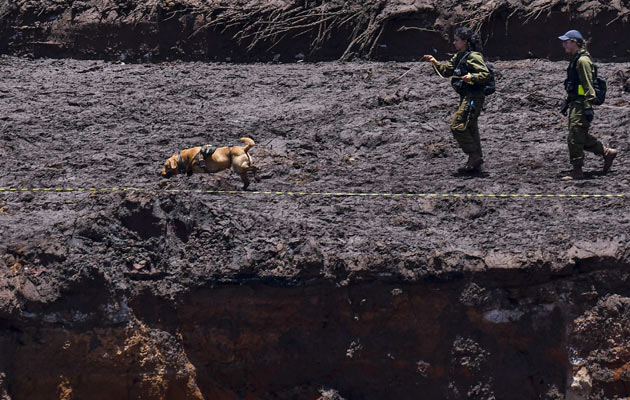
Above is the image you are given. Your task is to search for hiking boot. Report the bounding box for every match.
[561,164,584,180]
[466,152,484,171]
[603,147,617,173]
[457,153,483,173]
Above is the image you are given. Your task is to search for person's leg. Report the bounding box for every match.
[575,110,618,173]
[583,132,604,157]
[469,124,482,159]
[579,129,620,173]
[564,104,587,180]
[468,95,485,162]
[567,104,587,166]
[450,94,483,170]
[450,96,474,151]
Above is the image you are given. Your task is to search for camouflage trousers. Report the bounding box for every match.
[568,101,604,166]
[450,92,485,156]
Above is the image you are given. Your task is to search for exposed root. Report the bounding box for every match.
[522,0,561,24]
[179,0,425,60]
[8,0,630,61]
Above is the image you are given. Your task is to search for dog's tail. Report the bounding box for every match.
[240,137,255,152]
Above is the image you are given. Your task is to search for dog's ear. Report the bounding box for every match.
[161,157,178,177]
[167,158,178,171]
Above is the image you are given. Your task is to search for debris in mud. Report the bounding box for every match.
[569,367,593,397]
[377,87,416,106]
[132,260,148,271]
[0,373,9,399]
[318,388,347,400]
[345,339,363,358]
[423,138,451,159]
[614,68,630,92]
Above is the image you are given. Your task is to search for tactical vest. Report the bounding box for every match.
[451,52,474,94]
[451,51,495,96]
[564,52,607,105]
[564,52,590,97]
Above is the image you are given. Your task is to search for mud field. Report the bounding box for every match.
[1,54,630,399]
[2,56,630,267]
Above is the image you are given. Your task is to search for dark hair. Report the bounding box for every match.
[454,27,482,52]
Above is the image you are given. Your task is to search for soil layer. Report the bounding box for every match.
[2,0,630,62]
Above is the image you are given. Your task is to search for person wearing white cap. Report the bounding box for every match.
[558,30,617,180]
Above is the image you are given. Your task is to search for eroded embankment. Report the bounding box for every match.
[1,190,630,399]
[1,269,630,399]
[2,0,630,62]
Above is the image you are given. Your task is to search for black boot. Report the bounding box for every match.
[467,152,483,171]
[561,164,584,180]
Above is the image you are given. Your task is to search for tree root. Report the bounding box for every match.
[180,0,403,60]
[159,0,630,61]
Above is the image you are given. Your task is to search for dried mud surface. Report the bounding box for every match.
[1,56,630,399]
[2,56,630,288]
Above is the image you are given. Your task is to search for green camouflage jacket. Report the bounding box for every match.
[434,51,491,86]
[569,49,597,109]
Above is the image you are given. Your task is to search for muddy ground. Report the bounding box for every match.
[1,55,630,399]
[2,56,630,280]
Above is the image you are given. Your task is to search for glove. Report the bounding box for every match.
[584,108,594,122]
[560,101,569,116]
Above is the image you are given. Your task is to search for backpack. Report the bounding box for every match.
[565,53,607,105]
[451,52,496,96]
[483,61,496,96]
[592,67,607,105]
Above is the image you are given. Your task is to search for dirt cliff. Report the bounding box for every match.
[2,0,630,62]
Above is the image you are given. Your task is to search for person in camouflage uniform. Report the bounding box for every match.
[558,29,617,180]
[423,27,491,173]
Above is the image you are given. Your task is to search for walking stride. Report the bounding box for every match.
[423,27,493,173]
[558,29,617,180]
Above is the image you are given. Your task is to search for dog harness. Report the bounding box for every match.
[176,145,232,176]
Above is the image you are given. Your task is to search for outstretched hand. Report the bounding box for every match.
[422,55,437,64]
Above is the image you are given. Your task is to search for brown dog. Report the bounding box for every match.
[161,137,259,189]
